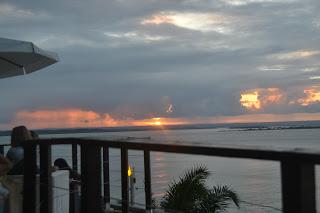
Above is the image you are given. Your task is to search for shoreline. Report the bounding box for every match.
[1,120,320,136]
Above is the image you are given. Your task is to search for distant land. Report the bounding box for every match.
[1,120,320,137]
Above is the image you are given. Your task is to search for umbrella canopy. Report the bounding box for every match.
[0,38,59,79]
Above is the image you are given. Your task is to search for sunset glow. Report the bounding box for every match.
[240,88,284,110]
[2,107,320,130]
[297,87,320,106]
[240,92,261,110]
[12,109,119,128]
[2,85,320,130]
[151,117,162,126]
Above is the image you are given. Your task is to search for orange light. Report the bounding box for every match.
[128,165,132,177]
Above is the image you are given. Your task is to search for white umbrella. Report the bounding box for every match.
[0,38,59,79]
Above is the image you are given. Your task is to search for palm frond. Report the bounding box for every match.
[160,166,240,213]
[196,185,240,213]
[160,166,210,212]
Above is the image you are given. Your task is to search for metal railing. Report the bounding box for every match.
[22,138,320,213]
[0,143,11,155]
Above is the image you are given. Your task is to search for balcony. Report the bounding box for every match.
[19,137,320,213]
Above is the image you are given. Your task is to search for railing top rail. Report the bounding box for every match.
[0,143,12,146]
[22,137,320,163]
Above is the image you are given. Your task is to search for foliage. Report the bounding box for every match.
[196,185,240,213]
[160,166,239,213]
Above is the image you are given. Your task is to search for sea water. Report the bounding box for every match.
[1,128,320,212]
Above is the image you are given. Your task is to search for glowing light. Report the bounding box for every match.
[297,87,320,106]
[151,117,162,126]
[128,165,133,177]
[240,91,261,110]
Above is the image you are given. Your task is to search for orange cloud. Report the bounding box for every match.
[240,88,284,110]
[5,109,187,129]
[296,86,320,106]
[12,109,119,129]
[2,108,320,130]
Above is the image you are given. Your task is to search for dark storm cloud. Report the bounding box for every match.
[1,0,320,126]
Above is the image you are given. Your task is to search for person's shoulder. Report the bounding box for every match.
[7,147,24,154]
[6,147,24,163]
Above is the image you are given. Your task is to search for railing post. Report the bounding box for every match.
[144,150,152,212]
[23,142,37,213]
[0,145,4,155]
[70,144,78,213]
[72,143,78,171]
[121,148,129,213]
[81,144,102,213]
[281,160,316,213]
[40,143,53,213]
[103,146,110,210]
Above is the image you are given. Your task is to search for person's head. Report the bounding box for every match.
[54,158,71,170]
[11,126,32,147]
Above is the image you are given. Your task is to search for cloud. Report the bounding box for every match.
[240,88,285,110]
[293,86,320,106]
[104,31,170,43]
[302,66,320,72]
[258,64,288,71]
[0,3,34,18]
[141,11,234,34]
[309,76,320,80]
[3,108,320,129]
[10,109,119,129]
[1,0,320,129]
[220,0,297,6]
[270,50,320,60]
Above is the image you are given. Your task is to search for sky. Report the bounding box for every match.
[0,0,320,129]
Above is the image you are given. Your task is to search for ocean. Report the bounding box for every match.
[1,127,320,212]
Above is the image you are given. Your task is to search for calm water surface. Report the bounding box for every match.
[1,128,320,212]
